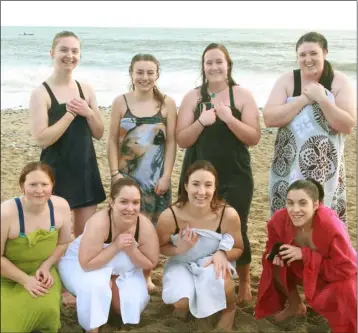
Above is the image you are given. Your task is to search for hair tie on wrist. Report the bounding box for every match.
[67,110,76,118]
[198,119,205,127]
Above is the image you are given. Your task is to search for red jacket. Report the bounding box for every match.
[255,205,357,333]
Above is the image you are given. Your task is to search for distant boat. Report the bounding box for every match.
[22,33,34,36]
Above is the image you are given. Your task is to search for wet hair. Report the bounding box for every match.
[295,32,334,91]
[174,160,224,212]
[51,31,80,50]
[287,178,325,203]
[199,43,237,103]
[110,177,142,200]
[129,53,165,109]
[19,162,55,188]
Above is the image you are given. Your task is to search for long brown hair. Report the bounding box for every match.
[173,160,224,212]
[129,53,165,109]
[19,161,55,188]
[198,43,237,103]
[295,31,334,91]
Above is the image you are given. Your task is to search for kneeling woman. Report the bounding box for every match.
[157,160,244,330]
[255,179,356,333]
[59,178,159,332]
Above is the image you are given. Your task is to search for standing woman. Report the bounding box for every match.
[263,32,356,222]
[29,31,106,238]
[176,43,261,303]
[107,53,177,290]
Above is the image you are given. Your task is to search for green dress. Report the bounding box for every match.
[1,198,62,333]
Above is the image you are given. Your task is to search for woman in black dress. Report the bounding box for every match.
[29,31,106,240]
[176,43,261,303]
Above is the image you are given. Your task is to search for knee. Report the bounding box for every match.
[174,297,189,310]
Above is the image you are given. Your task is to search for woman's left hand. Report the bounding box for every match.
[35,264,54,289]
[67,98,92,118]
[154,176,170,196]
[302,82,327,103]
[214,102,234,124]
[204,250,230,279]
[279,244,303,265]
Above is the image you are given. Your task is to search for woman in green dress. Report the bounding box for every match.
[1,161,72,333]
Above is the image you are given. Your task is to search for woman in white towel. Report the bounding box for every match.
[59,178,159,332]
[157,160,244,330]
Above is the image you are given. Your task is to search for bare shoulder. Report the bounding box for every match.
[332,70,351,89]
[164,95,176,106]
[1,199,17,222]
[223,206,240,222]
[163,95,177,115]
[139,213,157,232]
[30,84,50,102]
[184,88,201,103]
[233,85,254,100]
[112,93,127,109]
[50,195,70,210]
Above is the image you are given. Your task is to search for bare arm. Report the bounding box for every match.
[123,216,159,270]
[219,207,244,262]
[107,95,125,176]
[78,210,119,271]
[263,73,312,128]
[29,86,76,149]
[156,208,181,256]
[315,72,356,134]
[162,97,177,178]
[38,197,73,270]
[176,90,205,148]
[0,201,31,285]
[225,87,261,146]
[82,83,104,140]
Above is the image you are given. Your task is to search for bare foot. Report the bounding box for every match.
[237,282,252,305]
[216,305,237,330]
[273,303,307,322]
[173,308,189,320]
[62,291,76,306]
[146,277,156,292]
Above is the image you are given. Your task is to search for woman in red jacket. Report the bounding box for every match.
[255,178,356,333]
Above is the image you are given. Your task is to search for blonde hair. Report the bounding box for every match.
[51,31,80,50]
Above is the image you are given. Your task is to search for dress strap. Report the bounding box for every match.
[229,85,235,109]
[216,205,227,233]
[47,199,56,231]
[123,94,130,109]
[14,198,26,238]
[169,206,180,234]
[42,82,59,106]
[293,69,301,97]
[105,208,113,244]
[75,80,86,100]
[134,216,140,242]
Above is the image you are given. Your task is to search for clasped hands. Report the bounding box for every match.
[66,98,92,118]
[267,244,303,267]
[198,102,234,126]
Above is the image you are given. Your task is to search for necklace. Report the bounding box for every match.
[208,86,228,98]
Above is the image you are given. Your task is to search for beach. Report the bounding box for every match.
[1,107,356,332]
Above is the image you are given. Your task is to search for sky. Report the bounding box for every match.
[1,1,357,30]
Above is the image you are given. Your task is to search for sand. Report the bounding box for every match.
[1,107,356,333]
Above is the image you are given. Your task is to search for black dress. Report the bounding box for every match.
[179,85,253,265]
[40,81,106,209]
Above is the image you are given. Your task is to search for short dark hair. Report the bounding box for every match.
[287,178,325,203]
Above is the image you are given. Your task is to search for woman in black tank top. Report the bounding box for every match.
[176,43,261,303]
[29,31,105,241]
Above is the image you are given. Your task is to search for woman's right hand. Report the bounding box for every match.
[199,104,216,126]
[115,233,135,251]
[299,92,314,106]
[176,225,199,255]
[23,275,49,298]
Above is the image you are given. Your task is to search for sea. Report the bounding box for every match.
[1,26,356,110]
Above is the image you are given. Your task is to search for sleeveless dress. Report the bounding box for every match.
[40,81,106,209]
[162,206,237,318]
[179,85,253,265]
[1,198,62,333]
[59,213,149,330]
[117,95,171,225]
[268,70,347,223]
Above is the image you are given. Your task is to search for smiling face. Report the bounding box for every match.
[184,169,216,208]
[50,36,81,72]
[131,60,158,92]
[110,185,141,222]
[203,48,229,84]
[286,189,319,228]
[22,170,53,205]
[296,42,327,78]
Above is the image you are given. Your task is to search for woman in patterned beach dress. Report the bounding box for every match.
[107,53,177,291]
[263,31,356,223]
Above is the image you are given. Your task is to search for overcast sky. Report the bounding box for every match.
[1,1,356,30]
